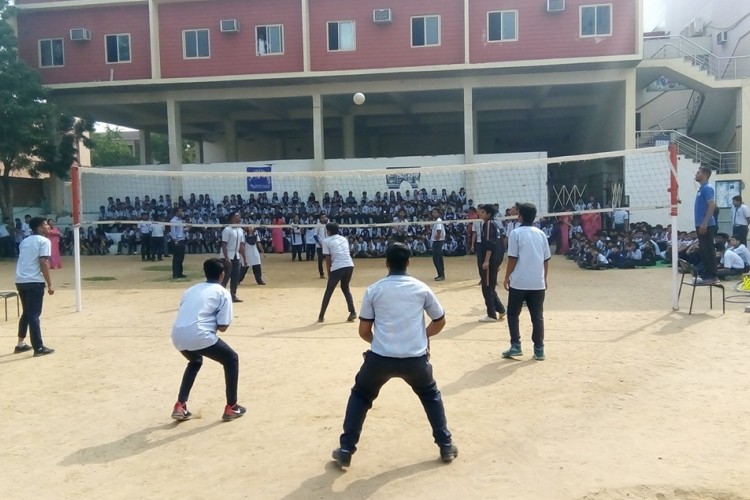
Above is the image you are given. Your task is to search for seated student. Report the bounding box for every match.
[718,245,746,279]
[586,247,610,270]
[639,240,658,266]
[728,236,750,272]
[615,243,642,269]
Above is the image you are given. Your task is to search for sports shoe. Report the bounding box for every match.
[695,277,720,286]
[534,346,545,361]
[502,344,523,358]
[13,344,32,354]
[434,276,445,281]
[478,316,497,323]
[347,311,357,322]
[320,275,326,279]
[232,297,243,303]
[318,316,325,323]
[171,402,193,421]
[332,447,352,467]
[439,443,459,462]
[496,307,506,319]
[222,403,247,421]
[33,346,55,357]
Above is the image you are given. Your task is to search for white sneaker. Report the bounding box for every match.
[478,316,497,323]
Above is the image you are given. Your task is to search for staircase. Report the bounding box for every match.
[643,36,750,80]
[636,130,741,175]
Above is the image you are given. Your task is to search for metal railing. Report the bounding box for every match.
[636,130,741,174]
[643,35,750,80]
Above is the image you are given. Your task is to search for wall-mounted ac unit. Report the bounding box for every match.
[547,0,565,12]
[220,19,240,33]
[70,28,91,41]
[716,30,728,44]
[373,8,392,24]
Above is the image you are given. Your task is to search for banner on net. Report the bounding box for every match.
[246,165,272,192]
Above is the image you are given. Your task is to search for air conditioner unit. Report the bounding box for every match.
[373,8,392,24]
[547,0,565,12]
[717,30,728,44]
[220,19,240,33]
[69,28,91,41]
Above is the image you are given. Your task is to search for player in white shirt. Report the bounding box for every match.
[14,217,55,356]
[331,243,457,468]
[430,208,446,281]
[150,216,165,261]
[239,226,266,285]
[318,222,356,323]
[503,203,551,361]
[170,258,246,422]
[314,213,329,279]
[220,211,245,303]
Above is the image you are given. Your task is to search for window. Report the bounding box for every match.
[39,38,64,67]
[412,15,440,47]
[580,4,612,37]
[327,21,355,51]
[183,29,210,59]
[105,34,131,63]
[256,25,284,55]
[487,11,517,42]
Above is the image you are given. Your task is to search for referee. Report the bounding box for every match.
[332,242,457,468]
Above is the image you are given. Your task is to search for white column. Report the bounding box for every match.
[312,94,325,170]
[224,120,238,162]
[740,84,750,178]
[167,99,183,168]
[463,0,470,64]
[148,0,161,79]
[301,0,311,72]
[342,114,355,158]
[139,130,152,165]
[463,84,474,164]
[623,71,636,150]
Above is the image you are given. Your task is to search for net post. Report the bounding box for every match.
[71,166,83,312]
[668,144,680,311]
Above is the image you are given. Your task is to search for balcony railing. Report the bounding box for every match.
[636,130,741,175]
[643,35,750,80]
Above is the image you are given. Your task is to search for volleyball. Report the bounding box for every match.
[353,92,366,105]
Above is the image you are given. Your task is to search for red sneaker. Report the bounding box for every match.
[171,401,192,421]
[222,404,247,421]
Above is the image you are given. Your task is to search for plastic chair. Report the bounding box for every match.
[677,259,725,315]
[0,291,19,322]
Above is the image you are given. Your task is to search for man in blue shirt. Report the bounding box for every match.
[694,165,719,285]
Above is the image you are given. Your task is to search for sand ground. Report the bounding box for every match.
[1,252,750,500]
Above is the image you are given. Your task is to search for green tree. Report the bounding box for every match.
[0,0,94,221]
[150,133,197,164]
[90,128,138,166]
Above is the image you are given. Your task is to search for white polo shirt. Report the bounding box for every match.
[16,234,51,284]
[732,244,750,266]
[322,234,354,271]
[431,218,445,242]
[508,225,551,290]
[360,274,445,358]
[314,223,327,248]
[171,282,233,351]
[151,222,165,238]
[221,226,245,259]
[722,248,745,270]
[732,204,750,226]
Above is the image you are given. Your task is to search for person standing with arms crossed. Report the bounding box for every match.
[730,195,750,247]
[314,212,329,279]
[502,203,551,361]
[430,208,446,281]
[170,258,246,422]
[150,216,165,261]
[477,204,506,322]
[694,165,719,285]
[14,217,55,356]
[170,208,188,279]
[318,222,356,323]
[221,211,245,303]
[331,242,457,468]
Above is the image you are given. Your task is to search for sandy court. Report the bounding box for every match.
[1,252,750,500]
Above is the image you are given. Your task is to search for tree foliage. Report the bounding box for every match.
[90,128,138,167]
[0,0,94,220]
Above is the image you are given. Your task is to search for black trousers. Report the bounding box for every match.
[305,243,316,261]
[140,234,152,260]
[733,225,748,247]
[151,236,164,260]
[340,351,452,454]
[432,240,445,278]
[177,338,239,406]
[319,266,355,318]
[481,262,505,318]
[240,264,263,284]
[696,225,718,279]
[16,282,46,349]
[172,241,186,277]
[222,257,242,298]
[317,248,325,277]
[292,244,303,261]
[507,287,545,348]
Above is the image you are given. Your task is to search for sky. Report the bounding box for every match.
[643,0,669,31]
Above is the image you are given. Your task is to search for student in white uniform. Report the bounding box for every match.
[150,216,165,261]
[318,222,356,323]
[331,242,457,468]
[14,217,55,356]
[430,208,446,281]
[240,226,266,285]
[221,211,245,303]
[170,258,246,422]
[314,213,329,279]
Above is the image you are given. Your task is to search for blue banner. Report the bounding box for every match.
[246,166,272,192]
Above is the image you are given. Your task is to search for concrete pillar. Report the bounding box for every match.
[740,84,750,178]
[139,130,152,165]
[148,0,161,79]
[463,84,475,164]
[342,114,355,158]
[312,94,325,171]
[167,99,183,168]
[301,0,311,72]
[224,120,238,162]
[624,70,637,150]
